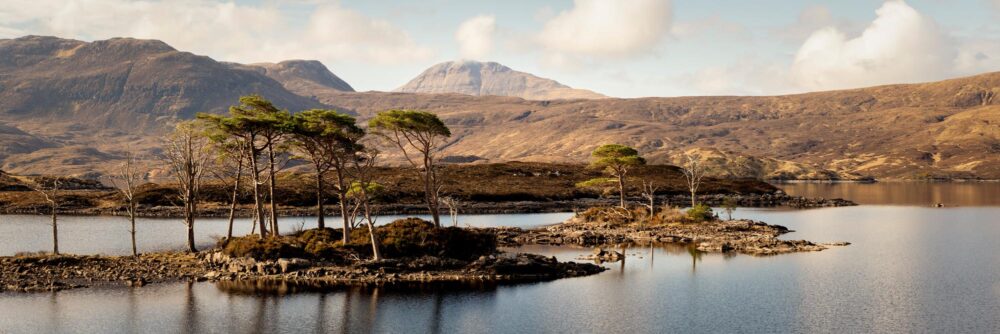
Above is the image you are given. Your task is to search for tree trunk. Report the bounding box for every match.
[424,155,441,227]
[690,189,697,208]
[249,151,267,238]
[186,190,197,253]
[649,196,655,216]
[51,203,58,255]
[315,169,326,229]
[267,145,279,236]
[618,175,626,209]
[225,155,244,244]
[129,203,137,257]
[368,221,382,261]
[359,186,381,261]
[335,168,350,243]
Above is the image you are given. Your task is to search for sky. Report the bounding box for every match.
[1,0,999,98]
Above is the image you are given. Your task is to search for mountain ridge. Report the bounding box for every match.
[0,35,997,179]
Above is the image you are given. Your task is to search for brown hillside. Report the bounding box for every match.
[0,36,997,179]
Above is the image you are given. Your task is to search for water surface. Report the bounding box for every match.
[2,183,1000,333]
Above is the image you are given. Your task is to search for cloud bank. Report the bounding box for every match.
[790,0,954,91]
[0,0,433,65]
[537,0,672,59]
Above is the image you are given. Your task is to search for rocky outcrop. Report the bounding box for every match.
[0,252,206,292]
[198,251,605,286]
[487,217,850,256]
[248,60,355,93]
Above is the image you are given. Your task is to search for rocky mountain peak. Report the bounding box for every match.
[395,60,606,100]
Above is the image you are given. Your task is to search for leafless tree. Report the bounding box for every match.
[640,180,659,220]
[681,153,707,208]
[107,150,145,257]
[208,139,247,245]
[163,121,212,252]
[348,147,383,261]
[27,176,61,255]
[439,196,461,227]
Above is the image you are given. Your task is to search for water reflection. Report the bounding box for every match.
[777,181,1000,206]
[4,187,1000,332]
[0,212,573,256]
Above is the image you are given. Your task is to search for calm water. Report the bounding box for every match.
[2,183,1000,333]
[778,181,1000,206]
[0,213,572,256]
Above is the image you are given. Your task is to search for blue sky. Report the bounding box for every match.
[1,0,999,97]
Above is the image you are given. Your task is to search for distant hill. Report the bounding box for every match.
[0,36,323,129]
[311,72,1000,180]
[0,36,326,174]
[395,61,606,100]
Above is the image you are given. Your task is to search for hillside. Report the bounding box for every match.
[315,72,1000,180]
[0,36,325,173]
[0,36,997,179]
[395,61,607,100]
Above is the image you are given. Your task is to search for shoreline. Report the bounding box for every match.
[0,250,606,293]
[487,216,850,256]
[0,211,851,293]
[0,193,856,218]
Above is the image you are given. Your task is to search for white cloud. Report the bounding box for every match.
[0,0,433,65]
[790,0,955,91]
[455,15,496,60]
[537,0,672,58]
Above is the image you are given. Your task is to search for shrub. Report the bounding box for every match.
[348,218,497,260]
[650,206,686,225]
[297,228,348,259]
[577,206,639,225]
[221,236,305,260]
[686,204,715,223]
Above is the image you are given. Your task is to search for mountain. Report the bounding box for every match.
[0,36,327,174]
[247,60,354,94]
[0,36,998,179]
[308,71,1000,180]
[0,36,324,129]
[394,61,607,100]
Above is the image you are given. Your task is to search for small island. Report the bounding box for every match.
[0,97,855,293]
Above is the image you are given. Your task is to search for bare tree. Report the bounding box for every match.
[163,121,212,252]
[348,147,384,261]
[681,153,707,208]
[640,180,659,220]
[439,196,461,227]
[107,150,145,257]
[27,176,61,255]
[208,138,247,245]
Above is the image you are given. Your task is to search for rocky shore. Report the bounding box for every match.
[0,250,604,293]
[0,252,206,292]
[198,251,604,287]
[488,216,850,256]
